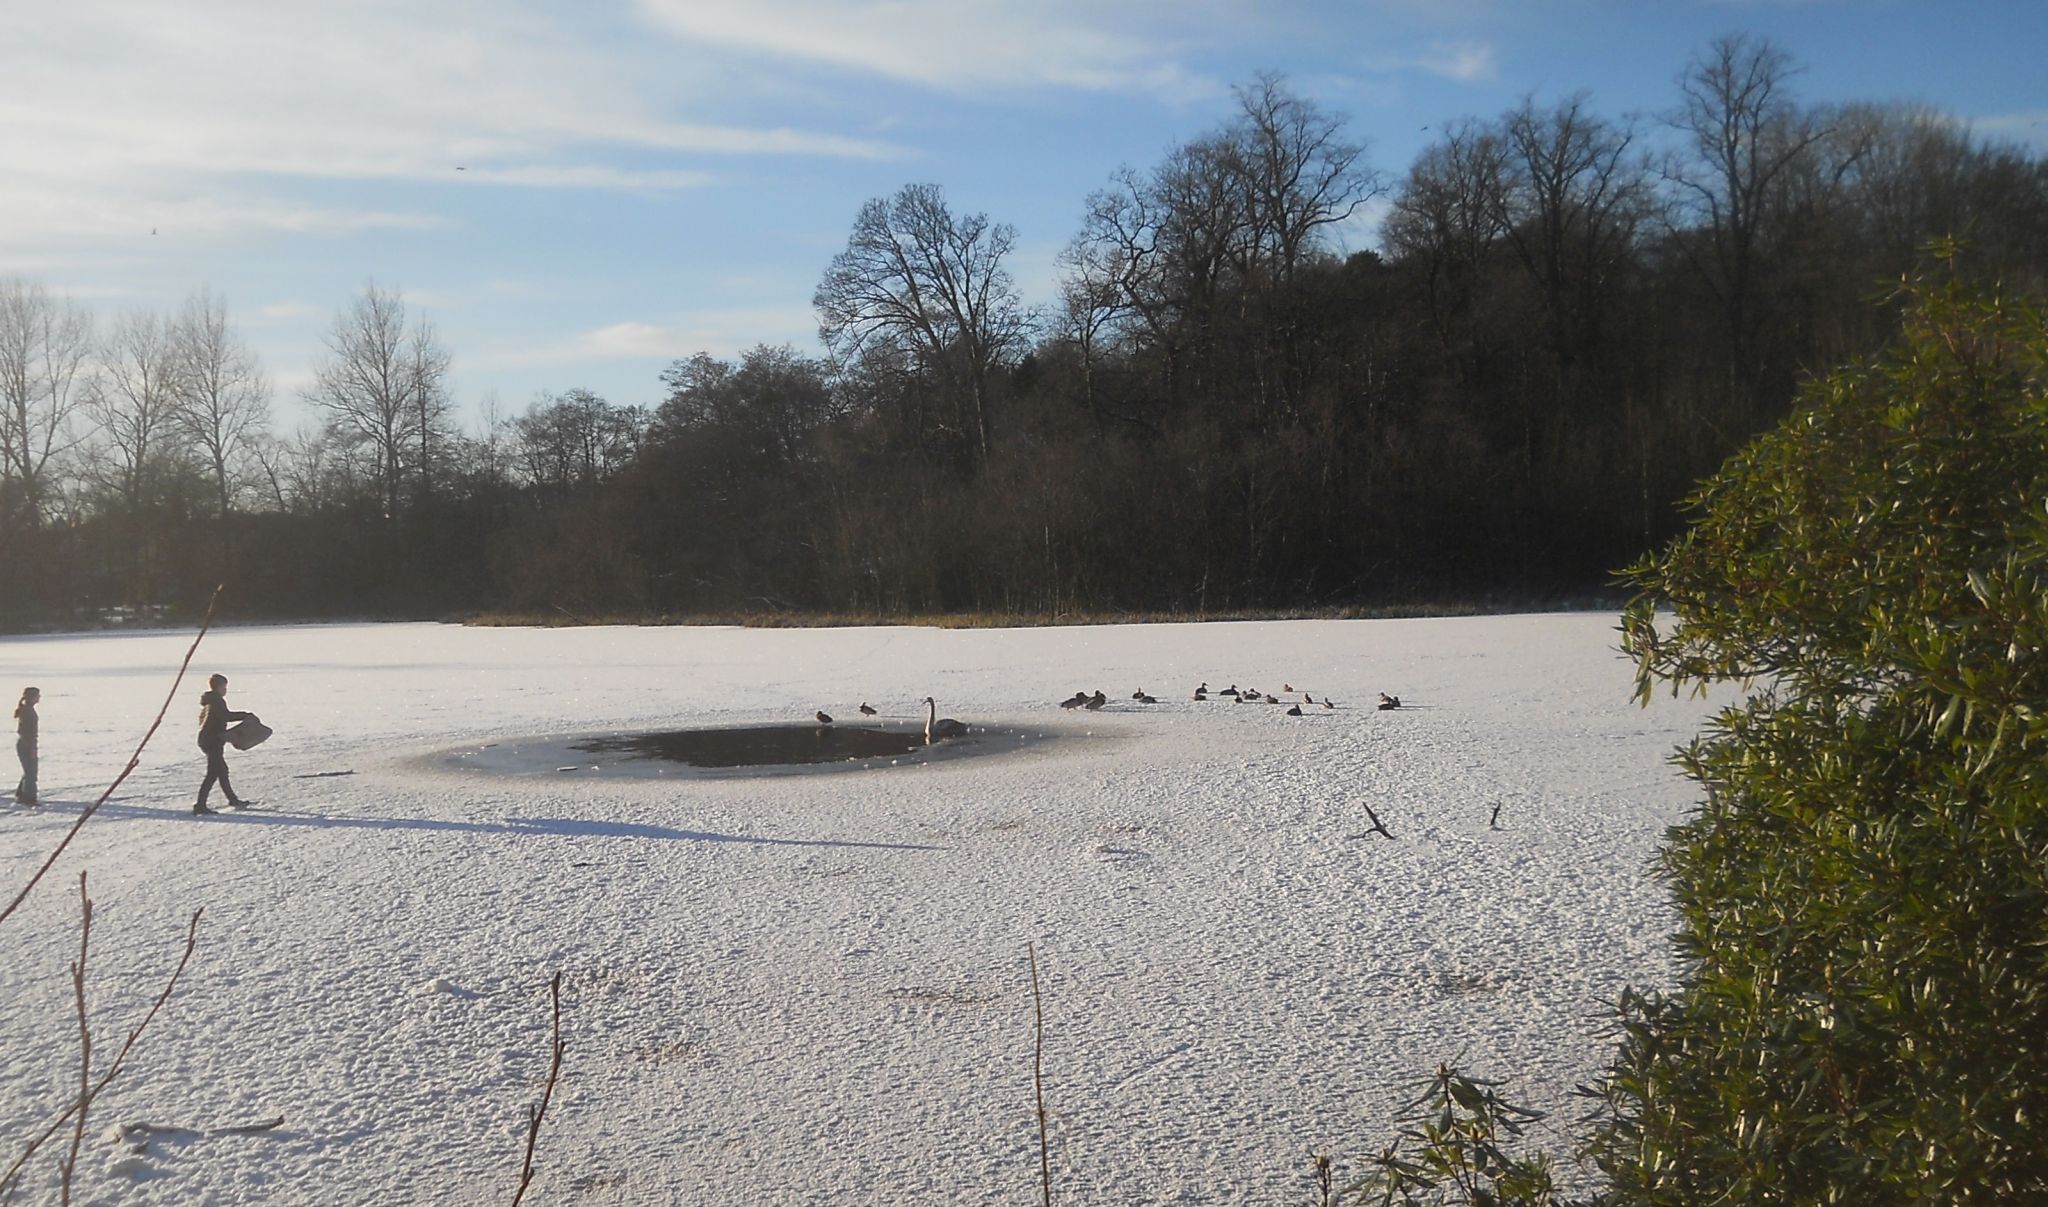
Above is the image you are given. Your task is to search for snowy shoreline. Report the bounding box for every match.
[2,615,1718,1203]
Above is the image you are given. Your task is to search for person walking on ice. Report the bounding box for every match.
[195,673,256,814]
[13,687,37,806]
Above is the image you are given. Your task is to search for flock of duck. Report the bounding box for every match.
[810,683,1401,744]
[812,695,968,743]
[1061,683,1403,716]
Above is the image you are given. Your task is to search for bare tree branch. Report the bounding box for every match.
[510,970,565,1207]
[1029,943,1051,1207]
[1,898,203,1200]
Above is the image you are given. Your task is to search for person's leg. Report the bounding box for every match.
[197,747,225,809]
[215,748,243,808]
[15,739,33,804]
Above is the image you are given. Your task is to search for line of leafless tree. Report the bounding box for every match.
[4,36,2045,628]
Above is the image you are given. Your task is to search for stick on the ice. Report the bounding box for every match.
[510,970,564,1207]
[1029,943,1051,1207]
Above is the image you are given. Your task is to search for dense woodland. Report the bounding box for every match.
[4,35,2045,628]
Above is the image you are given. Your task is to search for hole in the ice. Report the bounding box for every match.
[431,719,1067,779]
[569,724,939,768]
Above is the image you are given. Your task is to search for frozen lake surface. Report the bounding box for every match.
[0,616,1718,1204]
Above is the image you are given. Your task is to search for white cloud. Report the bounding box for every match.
[631,0,1226,98]
[493,307,824,368]
[1364,40,1500,85]
[254,301,323,322]
[0,0,904,250]
[0,178,446,245]
[1970,110,2048,147]
[1418,42,1498,82]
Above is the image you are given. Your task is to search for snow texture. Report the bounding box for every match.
[1,616,1719,1203]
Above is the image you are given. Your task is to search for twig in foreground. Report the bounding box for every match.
[510,970,565,1207]
[0,890,203,1200]
[61,873,93,1206]
[1029,943,1051,1207]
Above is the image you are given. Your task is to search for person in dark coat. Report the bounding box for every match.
[13,686,37,806]
[195,673,252,814]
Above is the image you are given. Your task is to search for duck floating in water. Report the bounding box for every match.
[859,702,877,717]
[1084,690,1107,711]
[1377,693,1401,711]
[815,710,833,725]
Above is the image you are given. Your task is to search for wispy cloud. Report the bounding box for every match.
[631,0,1226,98]
[0,178,446,244]
[1365,40,1500,84]
[491,306,824,370]
[1970,109,2048,147]
[0,0,904,250]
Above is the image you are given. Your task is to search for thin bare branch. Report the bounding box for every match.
[1,901,202,1200]
[511,970,565,1207]
[1029,943,1051,1207]
[60,874,92,1206]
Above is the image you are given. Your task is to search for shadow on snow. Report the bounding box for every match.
[21,799,943,852]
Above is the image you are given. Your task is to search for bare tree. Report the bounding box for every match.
[0,280,93,529]
[815,183,1027,463]
[1499,94,1650,356]
[513,388,646,495]
[253,425,340,515]
[306,283,451,520]
[406,318,455,508]
[1231,72,1381,287]
[89,309,188,516]
[654,346,831,464]
[1663,34,1828,404]
[1061,78,1377,419]
[171,289,270,520]
[1384,120,1514,356]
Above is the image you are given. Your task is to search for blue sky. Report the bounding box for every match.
[6,0,2044,430]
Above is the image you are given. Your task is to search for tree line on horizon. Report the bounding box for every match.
[3,33,2045,628]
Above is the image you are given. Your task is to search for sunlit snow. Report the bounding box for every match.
[2,615,1719,1203]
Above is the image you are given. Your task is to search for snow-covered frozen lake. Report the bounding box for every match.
[1,616,1716,1204]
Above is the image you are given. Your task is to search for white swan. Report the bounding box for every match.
[923,696,968,743]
